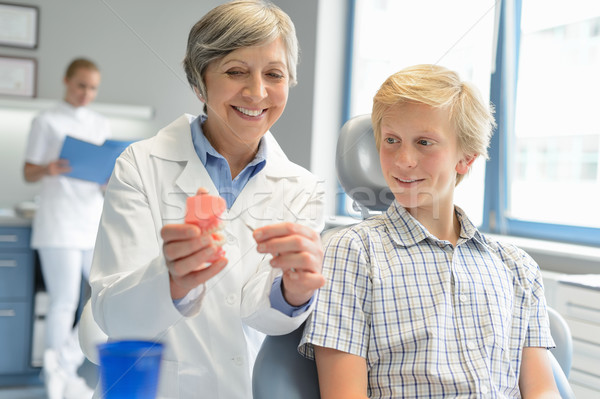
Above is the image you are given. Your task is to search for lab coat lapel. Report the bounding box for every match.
[175,157,217,196]
[149,114,217,196]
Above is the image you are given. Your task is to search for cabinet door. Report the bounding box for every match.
[0,252,32,300]
[0,228,31,250]
[556,283,600,397]
[0,302,29,373]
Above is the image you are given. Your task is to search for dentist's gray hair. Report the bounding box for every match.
[183,0,299,107]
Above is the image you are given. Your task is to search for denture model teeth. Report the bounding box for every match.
[185,193,227,263]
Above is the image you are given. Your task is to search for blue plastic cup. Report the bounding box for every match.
[97,340,164,399]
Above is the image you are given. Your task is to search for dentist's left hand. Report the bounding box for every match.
[253,222,325,307]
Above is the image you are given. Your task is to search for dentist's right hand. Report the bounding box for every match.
[161,223,228,300]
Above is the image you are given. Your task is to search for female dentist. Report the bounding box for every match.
[86,1,325,398]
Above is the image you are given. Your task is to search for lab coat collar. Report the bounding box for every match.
[149,114,197,162]
[150,114,304,178]
[148,114,305,200]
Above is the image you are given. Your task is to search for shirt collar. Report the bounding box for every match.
[59,100,85,119]
[190,115,268,167]
[454,205,481,242]
[384,201,482,247]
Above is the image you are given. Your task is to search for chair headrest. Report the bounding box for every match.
[336,114,394,213]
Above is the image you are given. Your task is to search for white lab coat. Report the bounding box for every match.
[89,115,325,398]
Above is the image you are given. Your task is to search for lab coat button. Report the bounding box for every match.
[226,233,237,245]
[234,356,244,366]
[226,293,237,305]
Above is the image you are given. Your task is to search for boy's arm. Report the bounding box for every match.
[314,345,369,399]
[519,347,561,399]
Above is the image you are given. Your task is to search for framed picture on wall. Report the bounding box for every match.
[0,3,39,49]
[0,55,36,97]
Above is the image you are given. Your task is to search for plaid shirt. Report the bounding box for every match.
[300,202,554,398]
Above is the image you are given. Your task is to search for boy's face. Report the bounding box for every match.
[378,102,475,216]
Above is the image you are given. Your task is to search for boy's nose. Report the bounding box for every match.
[396,146,417,168]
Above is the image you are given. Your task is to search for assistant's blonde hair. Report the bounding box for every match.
[183,0,299,107]
[64,58,99,79]
[372,64,496,185]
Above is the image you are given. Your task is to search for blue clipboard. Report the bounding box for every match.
[58,136,135,184]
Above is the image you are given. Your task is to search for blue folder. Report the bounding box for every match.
[58,136,135,184]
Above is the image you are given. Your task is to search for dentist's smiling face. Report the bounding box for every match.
[379,102,474,216]
[201,37,289,152]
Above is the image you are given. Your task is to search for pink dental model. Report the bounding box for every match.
[185,193,227,263]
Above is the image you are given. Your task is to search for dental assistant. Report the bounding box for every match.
[23,58,109,399]
[85,1,325,398]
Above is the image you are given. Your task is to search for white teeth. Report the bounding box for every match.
[204,222,224,235]
[398,178,417,183]
[205,223,226,246]
[235,106,263,117]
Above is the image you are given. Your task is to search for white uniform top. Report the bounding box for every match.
[24,101,111,249]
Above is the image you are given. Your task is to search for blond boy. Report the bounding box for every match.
[300,64,560,399]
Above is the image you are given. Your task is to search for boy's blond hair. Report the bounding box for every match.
[372,64,496,185]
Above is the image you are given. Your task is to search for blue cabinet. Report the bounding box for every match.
[0,303,30,374]
[0,226,39,385]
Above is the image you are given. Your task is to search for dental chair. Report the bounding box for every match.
[547,307,576,399]
[252,114,576,399]
[334,114,394,217]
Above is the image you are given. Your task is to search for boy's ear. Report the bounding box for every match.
[456,154,477,175]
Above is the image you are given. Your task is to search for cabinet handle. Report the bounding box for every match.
[0,309,16,317]
[0,234,18,242]
[0,260,17,267]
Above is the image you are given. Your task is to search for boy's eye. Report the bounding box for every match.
[418,139,432,146]
[385,137,398,144]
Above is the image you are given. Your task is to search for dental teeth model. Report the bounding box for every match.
[185,193,227,263]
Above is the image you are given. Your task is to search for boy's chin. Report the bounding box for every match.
[393,195,439,213]
[392,193,422,209]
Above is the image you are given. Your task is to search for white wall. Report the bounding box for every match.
[0,0,343,213]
